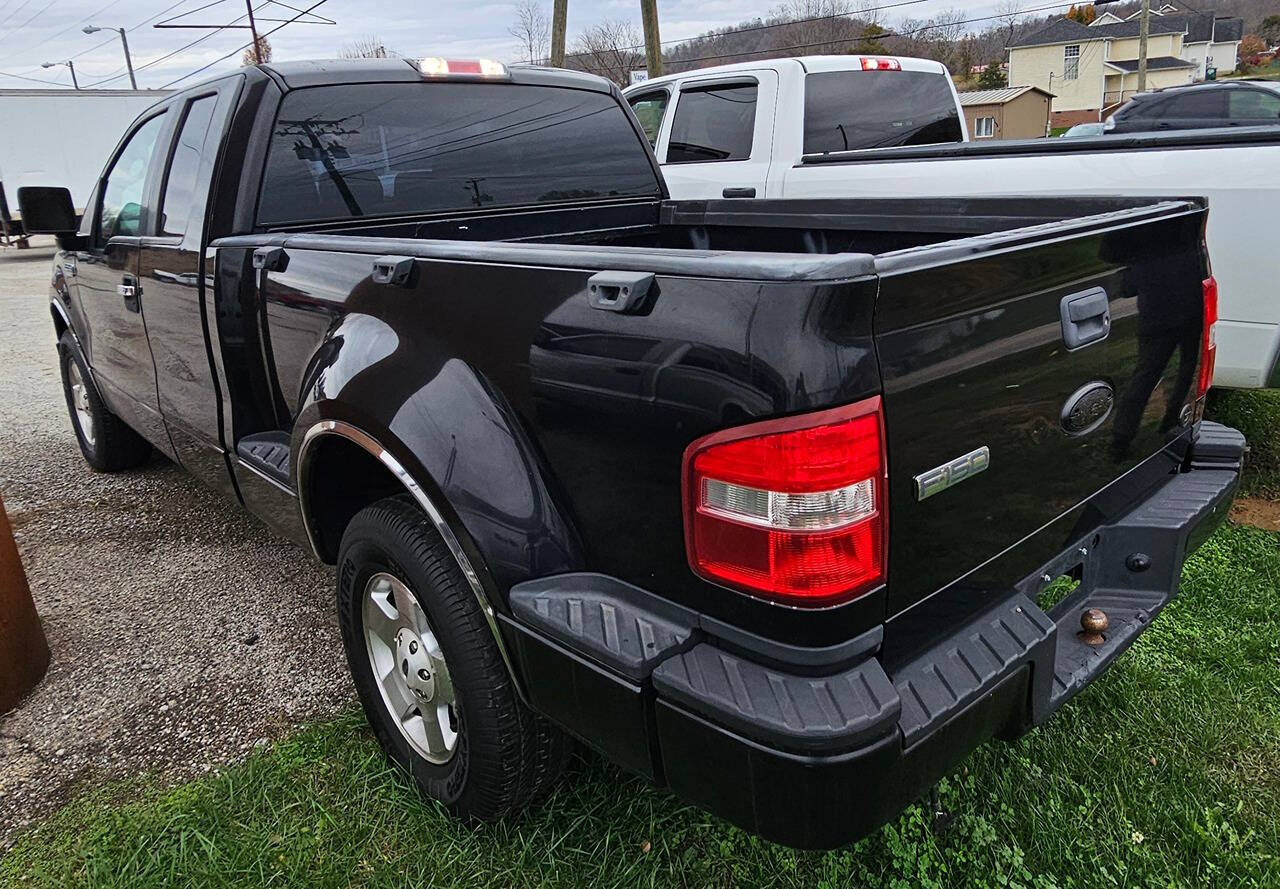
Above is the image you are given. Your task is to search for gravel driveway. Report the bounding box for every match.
[0,241,353,847]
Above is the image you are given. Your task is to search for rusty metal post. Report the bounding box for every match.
[0,495,50,715]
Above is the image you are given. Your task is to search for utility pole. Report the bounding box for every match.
[1137,0,1150,92]
[246,0,263,64]
[83,26,137,89]
[550,0,567,67]
[41,60,79,89]
[640,0,662,78]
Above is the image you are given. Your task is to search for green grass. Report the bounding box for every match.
[1207,389,1280,497]
[5,521,1279,888]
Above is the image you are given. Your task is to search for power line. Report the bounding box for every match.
[10,0,127,57]
[655,0,1085,68]
[84,0,289,87]
[0,67,70,86]
[161,0,330,88]
[0,0,35,29]
[532,0,935,64]
[0,0,58,47]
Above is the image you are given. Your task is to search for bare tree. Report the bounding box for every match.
[509,0,551,64]
[995,0,1025,49]
[242,34,272,66]
[566,19,644,86]
[340,35,397,58]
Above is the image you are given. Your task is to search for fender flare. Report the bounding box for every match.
[295,418,526,697]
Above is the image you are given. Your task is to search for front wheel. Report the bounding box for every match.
[57,331,151,472]
[337,495,568,820]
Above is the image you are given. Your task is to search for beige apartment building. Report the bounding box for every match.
[1007,10,1243,127]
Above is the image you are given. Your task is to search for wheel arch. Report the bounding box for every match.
[295,419,526,696]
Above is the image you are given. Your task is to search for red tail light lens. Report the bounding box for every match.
[1197,276,1218,399]
[682,396,887,607]
[860,58,902,71]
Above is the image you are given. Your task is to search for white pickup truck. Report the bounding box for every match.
[625,56,1280,389]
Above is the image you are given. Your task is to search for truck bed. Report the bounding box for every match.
[213,194,1209,655]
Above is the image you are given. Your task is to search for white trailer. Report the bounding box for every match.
[0,89,170,240]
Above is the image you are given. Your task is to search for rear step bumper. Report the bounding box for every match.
[499,424,1243,849]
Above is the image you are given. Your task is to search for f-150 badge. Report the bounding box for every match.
[914,446,990,501]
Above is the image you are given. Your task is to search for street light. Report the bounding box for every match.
[83,25,137,90]
[40,60,79,89]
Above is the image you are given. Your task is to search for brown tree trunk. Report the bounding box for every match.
[0,495,49,715]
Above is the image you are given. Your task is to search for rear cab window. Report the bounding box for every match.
[258,82,661,226]
[159,94,218,237]
[667,83,757,163]
[803,70,962,153]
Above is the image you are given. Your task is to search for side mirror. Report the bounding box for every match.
[17,186,77,235]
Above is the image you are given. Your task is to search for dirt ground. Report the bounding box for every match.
[0,240,353,848]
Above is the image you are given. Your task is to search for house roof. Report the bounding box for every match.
[957,85,1055,106]
[1104,56,1197,73]
[1010,16,1189,48]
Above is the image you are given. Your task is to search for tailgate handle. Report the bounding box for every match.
[587,270,655,314]
[371,255,417,287]
[1059,287,1111,350]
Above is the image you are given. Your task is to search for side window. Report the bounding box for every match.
[667,83,757,164]
[627,90,669,146]
[1162,89,1226,119]
[159,95,218,237]
[99,113,166,243]
[1228,89,1280,120]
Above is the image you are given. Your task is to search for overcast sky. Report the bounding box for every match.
[0,0,1028,90]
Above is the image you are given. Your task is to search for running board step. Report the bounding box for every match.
[236,431,291,485]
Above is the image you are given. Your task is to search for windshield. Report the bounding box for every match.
[803,70,963,154]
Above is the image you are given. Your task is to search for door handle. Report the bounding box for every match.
[1059,287,1110,350]
[119,274,142,312]
[722,187,756,198]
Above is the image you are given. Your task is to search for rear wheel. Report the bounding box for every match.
[58,331,151,472]
[337,494,568,819]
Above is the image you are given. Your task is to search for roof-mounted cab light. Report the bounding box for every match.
[860,58,902,71]
[416,57,508,79]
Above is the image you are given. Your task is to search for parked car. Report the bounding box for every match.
[21,57,1242,850]
[1104,79,1280,133]
[1061,121,1106,137]
[627,57,1280,389]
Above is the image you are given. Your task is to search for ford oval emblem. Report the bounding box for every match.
[1061,381,1114,436]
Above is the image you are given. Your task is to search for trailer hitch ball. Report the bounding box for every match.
[1078,608,1109,646]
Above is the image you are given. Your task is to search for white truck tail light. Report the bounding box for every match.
[417,58,508,78]
[682,396,887,606]
[1197,276,1218,399]
[860,58,902,71]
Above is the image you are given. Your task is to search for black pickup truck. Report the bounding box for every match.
[20,58,1244,849]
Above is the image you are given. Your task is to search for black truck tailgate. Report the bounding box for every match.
[871,201,1210,619]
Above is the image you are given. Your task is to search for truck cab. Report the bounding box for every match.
[623,55,967,200]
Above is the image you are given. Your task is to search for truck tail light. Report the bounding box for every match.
[417,58,508,78]
[860,58,902,71]
[1197,276,1218,399]
[682,396,887,607]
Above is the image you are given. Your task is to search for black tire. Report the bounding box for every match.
[337,494,568,820]
[57,330,151,472]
